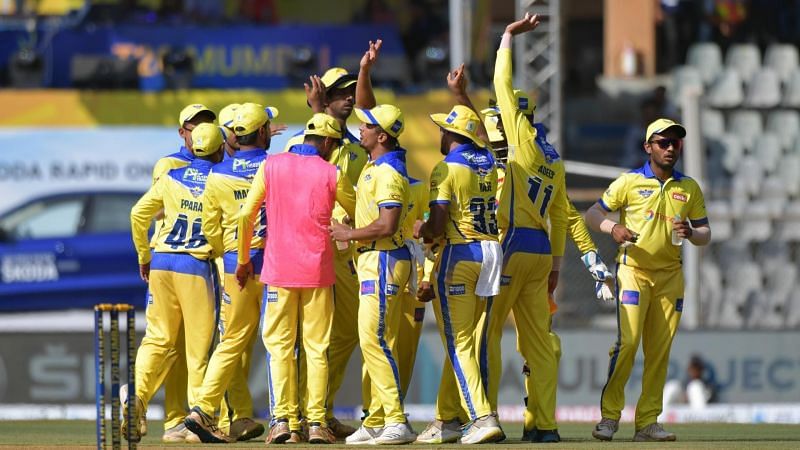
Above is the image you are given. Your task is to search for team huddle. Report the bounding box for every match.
[123,14,711,445]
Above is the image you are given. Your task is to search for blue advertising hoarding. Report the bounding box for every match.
[1,24,404,89]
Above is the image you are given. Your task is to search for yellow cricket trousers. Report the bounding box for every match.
[194,251,263,422]
[361,260,426,422]
[432,242,493,422]
[600,264,684,430]
[486,228,557,430]
[262,285,333,426]
[356,247,411,427]
[135,253,218,413]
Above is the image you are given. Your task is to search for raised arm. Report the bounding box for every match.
[355,39,382,109]
[447,63,489,146]
[494,13,540,147]
[304,75,326,114]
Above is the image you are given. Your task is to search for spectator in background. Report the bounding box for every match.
[663,355,719,409]
[701,0,748,49]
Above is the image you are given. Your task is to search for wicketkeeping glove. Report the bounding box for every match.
[581,250,615,302]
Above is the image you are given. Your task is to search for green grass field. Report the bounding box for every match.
[0,420,799,449]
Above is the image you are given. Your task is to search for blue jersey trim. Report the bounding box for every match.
[598,198,613,212]
[501,227,550,263]
[373,149,409,178]
[430,200,450,206]
[223,250,264,274]
[288,143,322,156]
[151,253,212,278]
[690,217,709,227]
[444,143,496,173]
[436,245,478,420]
[377,250,403,401]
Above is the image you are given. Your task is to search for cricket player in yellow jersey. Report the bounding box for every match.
[183,103,278,443]
[125,123,224,443]
[414,97,503,444]
[132,103,216,443]
[329,103,416,445]
[487,14,570,443]
[284,69,366,439]
[484,108,617,439]
[586,118,710,442]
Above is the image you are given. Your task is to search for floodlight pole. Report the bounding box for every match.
[681,86,704,330]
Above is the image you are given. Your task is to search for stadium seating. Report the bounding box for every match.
[782,70,800,107]
[706,69,743,108]
[744,68,781,108]
[766,110,800,150]
[686,42,723,86]
[725,43,761,84]
[675,40,800,329]
[764,43,799,83]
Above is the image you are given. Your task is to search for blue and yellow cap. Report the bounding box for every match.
[355,104,404,138]
[430,105,487,148]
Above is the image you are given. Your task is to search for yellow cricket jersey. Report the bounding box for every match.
[132,159,216,264]
[237,145,356,263]
[429,143,499,244]
[599,162,708,270]
[402,177,428,237]
[201,149,267,256]
[152,146,194,183]
[494,48,568,256]
[283,128,368,186]
[567,199,597,255]
[149,146,194,248]
[355,149,409,252]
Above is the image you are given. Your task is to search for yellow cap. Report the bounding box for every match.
[218,103,241,129]
[430,105,487,148]
[481,106,500,117]
[179,103,216,125]
[191,123,224,156]
[304,113,343,139]
[320,67,357,90]
[232,103,279,136]
[354,104,404,138]
[513,89,535,115]
[645,118,686,142]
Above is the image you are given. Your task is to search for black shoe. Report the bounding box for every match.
[522,427,537,441]
[533,429,560,443]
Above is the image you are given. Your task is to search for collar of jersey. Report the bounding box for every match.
[372,148,408,178]
[633,161,685,181]
[237,147,267,157]
[190,158,215,170]
[288,143,321,156]
[178,145,195,161]
[445,143,495,171]
[344,128,360,144]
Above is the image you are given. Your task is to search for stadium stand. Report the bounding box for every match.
[674,41,800,329]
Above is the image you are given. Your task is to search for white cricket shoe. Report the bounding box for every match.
[415,419,461,444]
[634,423,676,442]
[374,422,416,445]
[592,417,619,441]
[459,414,504,444]
[345,425,382,445]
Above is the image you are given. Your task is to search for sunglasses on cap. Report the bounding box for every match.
[648,138,682,150]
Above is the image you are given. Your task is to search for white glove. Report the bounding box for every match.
[581,251,616,302]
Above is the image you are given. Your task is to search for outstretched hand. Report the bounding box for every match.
[304,75,326,112]
[360,39,383,70]
[505,12,541,36]
[447,63,467,96]
[270,123,288,137]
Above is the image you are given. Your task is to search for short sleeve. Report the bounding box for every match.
[599,175,629,212]
[428,161,451,206]
[375,166,406,208]
[688,181,709,227]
